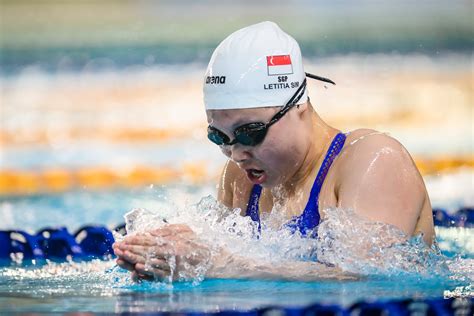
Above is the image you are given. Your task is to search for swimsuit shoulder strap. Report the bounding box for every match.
[246,132,346,234]
[289,132,347,234]
[307,132,347,209]
[245,184,262,222]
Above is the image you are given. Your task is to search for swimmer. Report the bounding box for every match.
[113,21,435,282]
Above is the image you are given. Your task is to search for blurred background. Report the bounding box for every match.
[0,0,472,230]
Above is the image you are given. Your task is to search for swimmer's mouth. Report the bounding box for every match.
[246,168,267,184]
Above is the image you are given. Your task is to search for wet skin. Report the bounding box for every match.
[113,101,435,281]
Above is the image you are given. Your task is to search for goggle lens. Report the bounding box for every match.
[207,127,230,146]
[207,123,269,147]
[234,125,267,146]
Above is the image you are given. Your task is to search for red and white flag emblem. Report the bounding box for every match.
[266,55,293,76]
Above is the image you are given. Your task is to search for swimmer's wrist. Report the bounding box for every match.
[206,248,232,279]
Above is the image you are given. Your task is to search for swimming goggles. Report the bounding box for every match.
[207,73,335,147]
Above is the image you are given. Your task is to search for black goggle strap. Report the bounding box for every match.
[305,72,336,85]
[286,78,307,106]
[268,78,307,126]
[209,72,334,145]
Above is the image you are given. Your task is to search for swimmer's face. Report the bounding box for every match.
[207,106,307,188]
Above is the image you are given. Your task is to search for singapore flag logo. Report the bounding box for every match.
[266,55,293,76]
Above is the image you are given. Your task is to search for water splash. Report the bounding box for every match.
[120,195,473,284]
[3,194,470,291]
[1,259,115,280]
[0,259,129,298]
[0,193,473,314]
[316,207,447,276]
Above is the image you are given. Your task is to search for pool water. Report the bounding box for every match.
[0,268,470,313]
[0,180,473,313]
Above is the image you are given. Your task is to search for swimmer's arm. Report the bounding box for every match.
[115,225,356,282]
[206,249,356,281]
[337,135,427,240]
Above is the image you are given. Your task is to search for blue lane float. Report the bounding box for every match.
[432,207,474,228]
[0,230,44,260]
[0,225,116,262]
[113,297,474,316]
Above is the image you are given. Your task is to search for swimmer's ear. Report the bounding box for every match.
[295,100,310,114]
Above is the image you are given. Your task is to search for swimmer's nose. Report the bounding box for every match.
[220,145,232,158]
[229,144,252,163]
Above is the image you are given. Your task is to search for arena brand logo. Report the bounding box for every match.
[206,76,226,84]
[266,55,293,76]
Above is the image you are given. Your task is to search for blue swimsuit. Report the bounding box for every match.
[245,132,346,236]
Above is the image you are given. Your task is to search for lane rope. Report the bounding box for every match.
[0,208,472,263]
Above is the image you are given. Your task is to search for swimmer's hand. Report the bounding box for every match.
[112,224,211,282]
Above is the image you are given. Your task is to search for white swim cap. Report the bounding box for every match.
[203,21,309,110]
[203,21,335,110]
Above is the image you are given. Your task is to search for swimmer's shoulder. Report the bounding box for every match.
[217,159,254,210]
[335,129,423,198]
[336,128,434,242]
[337,128,421,182]
[340,128,416,170]
[344,128,399,148]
